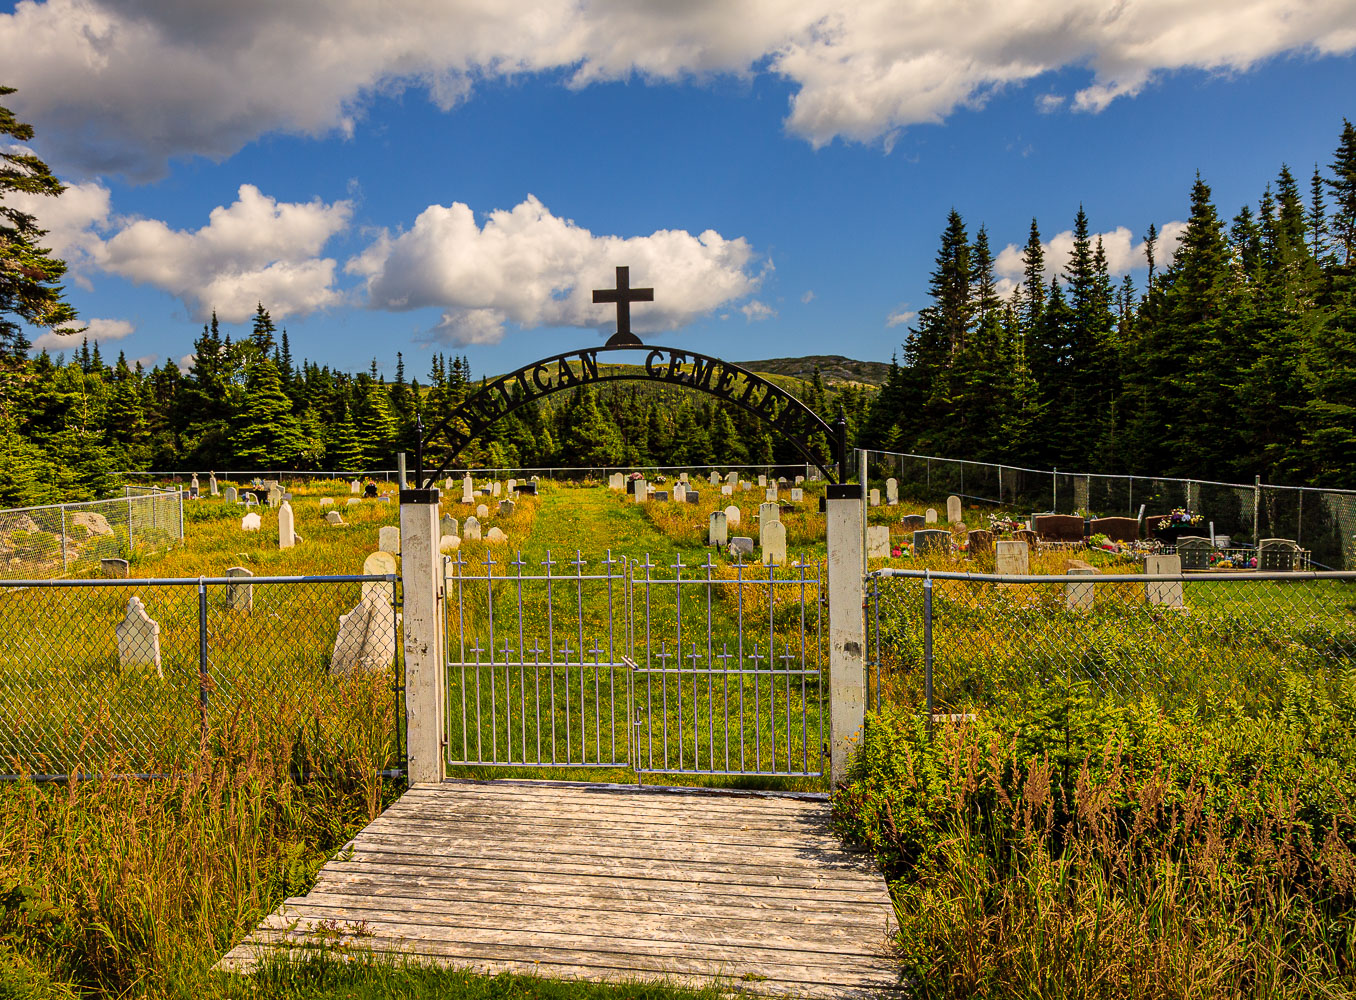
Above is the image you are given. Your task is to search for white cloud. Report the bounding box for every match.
[94,184,352,322]
[886,307,916,328]
[31,315,133,352]
[994,221,1188,284]
[177,353,195,373]
[348,194,761,345]
[1035,93,1066,114]
[801,290,815,304]
[3,0,1353,176]
[741,300,776,323]
[4,179,112,287]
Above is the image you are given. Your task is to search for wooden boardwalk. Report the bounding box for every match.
[219,780,902,997]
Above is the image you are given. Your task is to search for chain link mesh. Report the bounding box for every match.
[0,576,402,777]
[867,570,1356,717]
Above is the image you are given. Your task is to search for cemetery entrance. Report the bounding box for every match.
[442,549,826,782]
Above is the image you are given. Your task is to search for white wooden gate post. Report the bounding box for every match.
[400,487,445,784]
[825,484,866,787]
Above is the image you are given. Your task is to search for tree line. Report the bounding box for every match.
[860,119,1356,488]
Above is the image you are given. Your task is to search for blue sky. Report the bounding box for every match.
[3,0,1355,379]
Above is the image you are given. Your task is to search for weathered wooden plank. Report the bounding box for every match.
[397,784,830,813]
[276,893,890,953]
[391,792,833,824]
[242,920,898,982]
[416,780,830,805]
[373,806,837,838]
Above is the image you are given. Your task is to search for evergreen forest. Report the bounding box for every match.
[859,120,1356,488]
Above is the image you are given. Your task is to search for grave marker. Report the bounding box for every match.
[1258,538,1300,572]
[476,503,490,519]
[790,488,803,501]
[913,529,951,554]
[242,512,262,531]
[463,516,482,541]
[223,486,238,504]
[101,557,129,578]
[440,514,458,537]
[886,478,898,505]
[900,514,925,531]
[709,510,728,547]
[486,527,508,545]
[729,536,754,558]
[725,505,741,528]
[350,480,361,494]
[1176,536,1212,571]
[278,501,297,549]
[1066,564,1098,612]
[226,566,253,611]
[115,596,162,678]
[209,473,219,496]
[866,525,890,558]
[761,520,787,566]
[1145,554,1184,607]
[869,488,880,507]
[967,529,994,555]
[925,508,938,523]
[995,539,1029,575]
[320,497,334,507]
[330,592,396,676]
[946,495,962,523]
[758,501,780,526]
[325,511,345,526]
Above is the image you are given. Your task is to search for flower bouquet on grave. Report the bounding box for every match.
[987,513,1024,536]
[1152,507,1204,543]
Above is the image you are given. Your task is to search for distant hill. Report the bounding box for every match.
[735,355,891,387]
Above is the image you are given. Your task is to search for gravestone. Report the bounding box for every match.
[967,529,995,555]
[869,488,880,507]
[115,596,162,678]
[725,505,741,528]
[741,482,750,492]
[190,474,200,499]
[947,495,962,523]
[758,501,780,526]
[440,515,458,538]
[346,497,360,506]
[766,485,778,502]
[726,472,738,485]
[278,502,296,549]
[995,539,1029,575]
[330,591,397,676]
[486,527,508,545]
[729,536,754,558]
[282,493,293,502]
[866,525,890,558]
[223,486,238,504]
[319,497,334,507]
[680,473,689,483]
[1145,554,1184,607]
[462,476,475,504]
[101,557,130,579]
[362,551,397,595]
[440,535,460,553]
[517,481,538,496]
[1066,564,1099,612]
[685,491,699,504]
[1176,536,1212,571]
[900,514,925,531]
[463,516,482,541]
[913,529,951,554]
[1258,538,1300,572]
[376,525,400,553]
[209,473,218,496]
[634,480,647,503]
[243,492,259,506]
[654,490,669,501]
[1034,514,1085,542]
[674,483,687,503]
[709,510,728,547]
[758,475,767,487]
[1090,516,1139,543]
[790,488,803,502]
[325,511,345,526]
[760,520,787,566]
[709,472,720,486]
[225,566,253,611]
[492,482,502,497]
[445,478,455,492]
[507,479,517,493]
[350,480,361,494]
[721,484,733,496]
[1013,528,1039,546]
[267,484,284,508]
[609,472,624,490]
[925,508,938,524]
[476,503,490,519]
[241,511,261,531]
[795,475,804,485]
[886,478,899,505]
[499,499,516,517]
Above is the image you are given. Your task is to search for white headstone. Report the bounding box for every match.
[440,514,459,537]
[741,482,750,492]
[674,483,687,503]
[795,475,804,485]
[439,534,461,553]
[760,520,787,566]
[766,483,778,502]
[463,516,482,540]
[995,540,1029,575]
[350,480,361,494]
[609,472,624,491]
[709,510,728,547]
[758,501,780,526]
[724,505,741,528]
[1066,566,1098,612]
[223,486,238,504]
[191,474,200,493]
[226,566,253,611]
[778,476,787,485]
[330,592,397,676]
[729,536,755,558]
[378,525,400,553]
[633,480,647,504]
[925,508,938,524]
[1145,554,1184,608]
[362,549,397,581]
[486,526,508,545]
[446,478,455,492]
[278,501,296,549]
[325,510,345,526]
[758,475,767,487]
[709,472,720,486]
[507,478,517,493]
[241,511,262,531]
[115,597,162,678]
[319,497,334,507]
[790,488,803,501]
[492,482,502,497]
[726,472,738,485]
[209,473,219,496]
[886,478,899,505]
[680,473,689,483]
[346,497,361,506]
[869,488,880,507]
[947,495,962,523]
[721,484,733,496]
[867,525,891,558]
[462,475,475,504]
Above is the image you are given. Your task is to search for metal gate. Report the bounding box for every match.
[443,550,825,779]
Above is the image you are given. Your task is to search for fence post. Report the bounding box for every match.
[60,505,68,573]
[825,484,865,787]
[400,485,446,784]
[923,571,934,736]
[197,577,210,728]
[1053,467,1058,512]
[1254,475,1262,543]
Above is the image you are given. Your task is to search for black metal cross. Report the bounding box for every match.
[593,266,653,347]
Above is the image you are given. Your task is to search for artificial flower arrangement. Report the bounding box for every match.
[1157,507,1204,531]
[987,513,1025,535]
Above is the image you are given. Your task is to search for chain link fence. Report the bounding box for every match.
[864,449,1356,570]
[0,574,403,778]
[866,568,1356,719]
[0,487,184,582]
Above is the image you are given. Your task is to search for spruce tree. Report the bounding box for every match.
[232,358,304,466]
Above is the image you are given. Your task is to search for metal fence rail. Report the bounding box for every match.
[866,568,1356,719]
[0,574,402,778]
[863,448,1356,570]
[443,550,826,778]
[121,464,826,488]
[0,487,183,581]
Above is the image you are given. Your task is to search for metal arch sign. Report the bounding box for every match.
[419,343,843,484]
